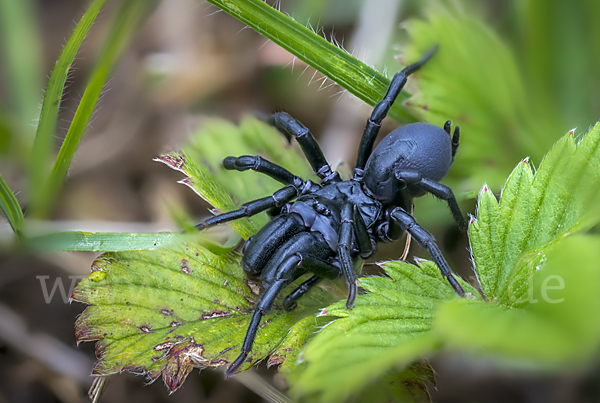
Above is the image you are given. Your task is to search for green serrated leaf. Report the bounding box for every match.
[72,237,333,391]
[469,123,600,303]
[157,116,314,239]
[289,260,479,402]
[434,234,600,367]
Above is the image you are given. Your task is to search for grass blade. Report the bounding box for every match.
[205,0,420,123]
[37,0,157,218]
[29,0,108,217]
[0,173,24,237]
[24,231,180,252]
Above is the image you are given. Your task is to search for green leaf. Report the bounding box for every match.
[288,122,600,401]
[72,237,334,392]
[204,0,423,124]
[30,0,108,216]
[434,234,600,367]
[0,173,24,237]
[73,116,336,391]
[403,9,559,189]
[289,259,479,402]
[432,122,600,368]
[469,122,600,302]
[157,116,314,239]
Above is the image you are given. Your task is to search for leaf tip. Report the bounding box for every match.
[155,153,185,172]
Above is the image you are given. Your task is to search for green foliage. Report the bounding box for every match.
[402,10,547,189]
[514,0,600,134]
[436,234,600,367]
[287,260,478,402]
[73,120,600,402]
[470,124,600,304]
[37,0,157,218]
[157,116,315,239]
[73,236,335,391]
[1,0,600,401]
[22,231,189,253]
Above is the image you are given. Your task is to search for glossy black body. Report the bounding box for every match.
[195,47,467,377]
[242,180,382,290]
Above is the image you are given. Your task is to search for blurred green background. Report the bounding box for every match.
[0,0,599,402]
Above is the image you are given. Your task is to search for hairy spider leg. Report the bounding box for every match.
[195,186,297,230]
[354,46,438,175]
[222,155,306,189]
[269,112,339,184]
[394,169,467,231]
[390,208,465,297]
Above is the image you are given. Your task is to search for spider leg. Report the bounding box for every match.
[269,112,339,184]
[351,204,375,258]
[222,155,307,189]
[282,274,322,311]
[226,254,302,377]
[394,169,466,231]
[281,247,349,310]
[390,207,465,297]
[338,203,372,309]
[354,46,438,175]
[228,232,336,376]
[195,186,297,230]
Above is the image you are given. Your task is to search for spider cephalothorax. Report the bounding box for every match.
[195,46,466,377]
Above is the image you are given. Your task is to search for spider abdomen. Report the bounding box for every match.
[363,122,453,203]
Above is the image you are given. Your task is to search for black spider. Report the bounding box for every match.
[195,46,466,377]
